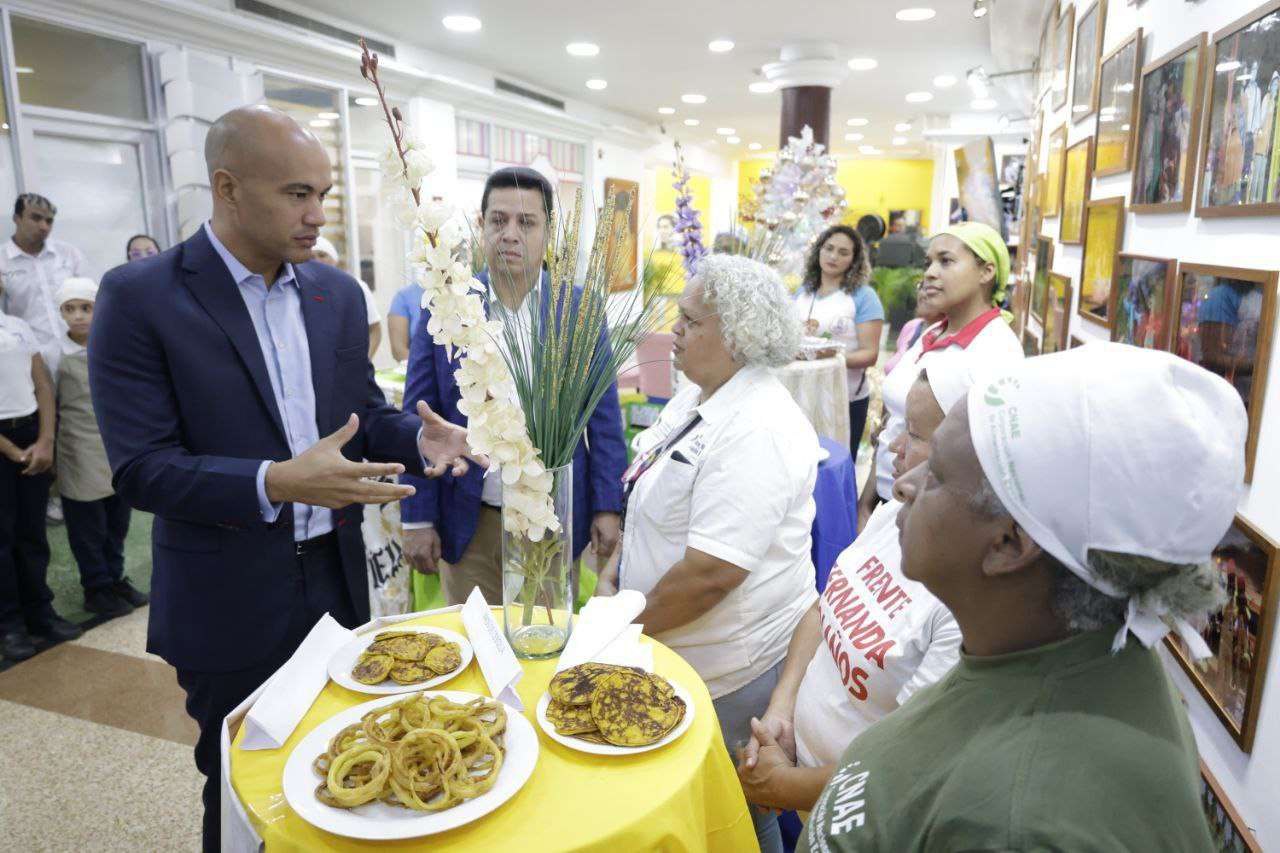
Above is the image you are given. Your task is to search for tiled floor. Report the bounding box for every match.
[0,607,203,851]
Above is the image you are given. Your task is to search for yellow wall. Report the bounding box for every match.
[650,167,712,250]
[737,156,935,235]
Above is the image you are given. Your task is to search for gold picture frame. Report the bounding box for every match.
[1132,33,1209,213]
[1044,124,1068,217]
[1060,136,1094,244]
[1071,0,1108,123]
[1095,29,1143,176]
[1110,253,1178,350]
[1051,4,1076,112]
[1079,196,1125,325]
[1043,272,1073,354]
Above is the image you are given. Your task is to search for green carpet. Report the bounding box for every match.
[46,511,153,624]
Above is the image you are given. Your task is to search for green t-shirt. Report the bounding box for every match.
[800,628,1214,853]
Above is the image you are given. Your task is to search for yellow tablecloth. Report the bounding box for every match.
[229,611,757,852]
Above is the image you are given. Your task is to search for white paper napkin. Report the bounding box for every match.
[240,613,352,751]
[556,590,648,673]
[461,588,524,711]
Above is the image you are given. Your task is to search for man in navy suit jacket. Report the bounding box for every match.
[400,167,627,605]
[89,106,472,852]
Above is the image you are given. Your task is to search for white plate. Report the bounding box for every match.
[327,626,473,695]
[282,690,538,841]
[535,679,695,756]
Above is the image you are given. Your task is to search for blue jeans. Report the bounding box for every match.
[712,660,786,853]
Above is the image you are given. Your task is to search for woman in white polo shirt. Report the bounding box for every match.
[856,222,1022,529]
[597,254,818,853]
[735,354,977,816]
[790,225,884,448]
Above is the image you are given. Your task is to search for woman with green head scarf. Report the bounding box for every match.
[855,220,1024,528]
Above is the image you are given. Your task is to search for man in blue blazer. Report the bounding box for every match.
[400,167,627,605]
[89,106,472,852]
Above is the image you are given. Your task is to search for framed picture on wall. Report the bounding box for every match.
[1172,263,1277,483]
[1069,334,1088,348]
[1196,0,1280,218]
[1166,515,1279,753]
[1072,0,1108,123]
[1051,4,1076,112]
[1021,327,1042,357]
[956,138,1005,236]
[1079,196,1125,324]
[1044,125,1068,217]
[1060,137,1094,243]
[1199,760,1262,851]
[1038,2,1060,100]
[1042,272,1073,354]
[602,177,640,292]
[1032,236,1055,324]
[1132,33,1209,213]
[1095,29,1143,176]
[1111,254,1177,349]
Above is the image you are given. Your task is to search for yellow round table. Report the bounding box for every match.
[229,611,758,851]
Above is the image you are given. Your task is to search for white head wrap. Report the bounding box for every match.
[312,236,339,261]
[966,343,1245,658]
[56,276,98,306]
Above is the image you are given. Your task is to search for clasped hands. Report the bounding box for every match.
[1,437,53,476]
[736,711,798,813]
[264,401,481,510]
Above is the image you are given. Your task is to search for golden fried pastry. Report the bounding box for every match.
[388,662,431,684]
[423,642,462,675]
[548,663,640,706]
[546,700,598,735]
[591,670,684,747]
[351,652,393,685]
[380,635,430,662]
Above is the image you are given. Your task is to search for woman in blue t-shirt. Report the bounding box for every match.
[386,282,425,363]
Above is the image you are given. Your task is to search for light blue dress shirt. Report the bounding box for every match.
[203,223,329,541]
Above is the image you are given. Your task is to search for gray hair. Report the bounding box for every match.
[694,254,801,368]
[968,474,1226,632]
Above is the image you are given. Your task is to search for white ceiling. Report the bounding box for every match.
[305,0,1040,158]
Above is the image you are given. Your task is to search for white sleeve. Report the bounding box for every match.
[895,605,963,706]
[357,279,381,324]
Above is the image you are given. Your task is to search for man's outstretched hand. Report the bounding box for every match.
[415,400,486,478]
[265,414,415,508]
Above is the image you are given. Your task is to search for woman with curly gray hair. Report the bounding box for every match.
[597,255,818,853]
[799,343,1241,853]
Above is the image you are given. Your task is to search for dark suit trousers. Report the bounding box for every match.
[0,415,55,632]
[174,535,357,853]
[62,493,132,592]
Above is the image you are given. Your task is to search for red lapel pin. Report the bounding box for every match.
[312,295,325,302]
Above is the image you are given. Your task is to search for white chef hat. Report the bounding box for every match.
[921,350,982,415]
[312,236,339,260]
[56,276,98,306]
[966,342,1245,657]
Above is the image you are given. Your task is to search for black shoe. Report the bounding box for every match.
[86,588,134,618]
[1,631,36,661]
[29,615,83,642]
[112,578,149,608]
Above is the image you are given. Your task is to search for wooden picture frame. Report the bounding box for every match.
[1095,29,1143,176]
[1052,4,1077,112]
[1043,272,1074,354]
[1060,137,1094,244]
[1132,33,1210,213]
[1072,0,1108,123]
[1195,0,1280,218]
[1031,236,1055,324]
[1021,327,1042,357]
[1044,124,1068,218]
[1166,515,1279,752]
[1110,253,1178,350]
[1079,196,1125,325]
[1172,263,1277,483]
[1069,333,1088,348]
[1199,759,1263,851]
[602,177,640,292]
[1038,2,1061,101]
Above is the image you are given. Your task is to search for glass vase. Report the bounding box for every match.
[501,462,574,659]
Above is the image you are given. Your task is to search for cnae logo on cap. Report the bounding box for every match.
[984,377,1020,406]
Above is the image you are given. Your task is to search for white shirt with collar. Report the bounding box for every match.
[0,313,40,419]
[620,365,821,699]
[0,237,89,374]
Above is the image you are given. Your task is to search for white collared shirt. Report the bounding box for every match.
[0,237,89,374]
[619,365,820,698]
[0,313,39,419]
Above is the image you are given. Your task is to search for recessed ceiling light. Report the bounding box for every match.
[708,39,735,53]
[971,97,997,110]
[933,74,957,88]
[906,91,934,103]
[726,136,741,144]
[749,81,777,94]
[716,127,736,135]
[681,93,707,104]
[317,111,340,120]
[896,8,937,22]
[684,118,700,126]
[895,122,913,132]
[848,57,879,71]
[354,96,379,107]
[658,107,676,116]
[893,136,908,145]
[845,132,865,142]
[859,144,883,154]
[846,117,869,127]
[14,66,33,74]
[442,15,481,32]
[586,79,608,90]
[973,0,989,18]
[748,142,762,150]
[566,42,599,57]
[309,119,332,128]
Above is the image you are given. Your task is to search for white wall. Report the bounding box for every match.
[1030,0,1280,845]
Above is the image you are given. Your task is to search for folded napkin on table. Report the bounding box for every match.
[556,590,651,673]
